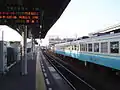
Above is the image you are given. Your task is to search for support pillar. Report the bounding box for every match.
[31,35,34,60]
[21,25,28,75]
[33,39,35,59]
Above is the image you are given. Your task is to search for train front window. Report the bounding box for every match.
[110,41,119,53]
[94,43,99,52]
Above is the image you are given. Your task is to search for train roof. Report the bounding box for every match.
[54,24,120,46]
[89,24,120,36]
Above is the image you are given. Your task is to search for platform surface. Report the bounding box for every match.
[0,59,36,90]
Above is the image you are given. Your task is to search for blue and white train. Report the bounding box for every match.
[54,28,120,71]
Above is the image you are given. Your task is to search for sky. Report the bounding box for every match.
[1,0,120,45]
[0,25,32,42]
[46,0,120,38]
[0,25,22,41]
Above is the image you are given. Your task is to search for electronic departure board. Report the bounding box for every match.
[0,6,40,25]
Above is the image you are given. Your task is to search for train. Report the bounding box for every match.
[53,28,120,74]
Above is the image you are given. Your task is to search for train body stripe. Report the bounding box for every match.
[55,50,120,70]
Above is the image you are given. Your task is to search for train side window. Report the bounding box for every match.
[94,43,99,52]
[81,44,84,51]
[101,42,108,53]
[70,46,71,50]
[88,44,92,52]
[83,44,86,51]
[76,45,78,51]
[75,45,77,50]
[85,44,87,51]
[74,45,76,50]
[79,44,81,51]
[72,46,74,50]
[80,44,81,51]
[76,45,79,51]
[81,44,86,51]
[110,41,119,53]
[73,45,75,50]
[81,44,83,51]
[75,45,76,51]
[80,44,82,51]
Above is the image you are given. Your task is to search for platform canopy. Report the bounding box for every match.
[0,0,71,39]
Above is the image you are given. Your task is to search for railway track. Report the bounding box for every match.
[43,51,96,90]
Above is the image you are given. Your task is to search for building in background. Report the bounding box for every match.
[48,35,76,49]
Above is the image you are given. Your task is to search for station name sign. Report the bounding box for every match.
[0,6,40,25]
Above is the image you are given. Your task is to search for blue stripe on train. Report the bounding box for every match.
[55,50,120,70]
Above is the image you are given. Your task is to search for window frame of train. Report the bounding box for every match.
[88,43,92,52]
[101,42,108,53]
[94,43,99,52]
[72,45,73,50]
[76,44,79,51]
[81,44,84,51]
[82,44,85,51]
[69,47,70,50]
[73,45,75,50]
[74,45,76,50]
[80,43,82,51]
[110,41,119,53]
[85,44,87,52]
[80,43,87,52]
[79,43,81,51]
[78,43,81,51]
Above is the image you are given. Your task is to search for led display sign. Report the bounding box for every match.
[0,6,40,25]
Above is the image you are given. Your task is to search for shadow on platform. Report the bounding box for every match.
[0,59,36,90]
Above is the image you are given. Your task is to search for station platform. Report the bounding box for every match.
[0,49,72,90]
[0,51,46,90]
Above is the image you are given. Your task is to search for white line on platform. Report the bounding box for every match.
[42,68,45,72]
[46,78,50,85]
[48,67,56,72]
[42,65,44,69]
[48,88,52,90]
[44,73,47,77]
